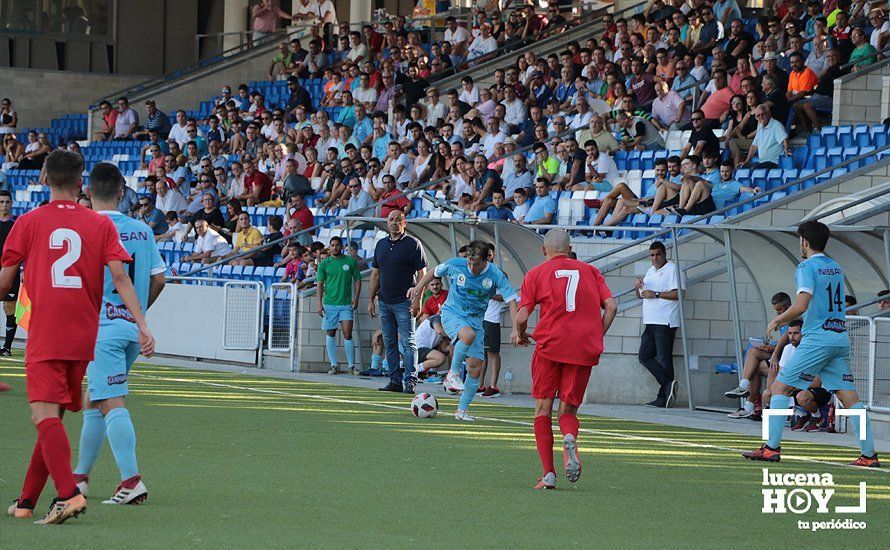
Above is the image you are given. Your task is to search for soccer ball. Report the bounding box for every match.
[411,393,438,418]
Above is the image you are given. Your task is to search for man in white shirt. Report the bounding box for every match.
[168,110,190,148]
[414,315,450,379]
[155,178,188,214]
[318,0,337,25]
[384,141,413,187]
[634,241,684,408]
[184,219,232,263]
[501,86,527,128]
[353,73,379,111]
[423,87,447,128]
[444,17,470,60]
[292,0,320,22]
[467,23,498,62]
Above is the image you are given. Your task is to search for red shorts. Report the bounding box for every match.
[530,351,593,407]
[25,360,89,412]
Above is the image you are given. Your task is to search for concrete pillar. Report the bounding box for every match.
[350,0,372,31]
[223,0,249,52]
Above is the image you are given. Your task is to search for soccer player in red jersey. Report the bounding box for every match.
[512,229,617,489]
[0,150,156,525]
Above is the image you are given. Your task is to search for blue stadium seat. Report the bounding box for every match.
[837,126,853,148]
[820,126,838,148]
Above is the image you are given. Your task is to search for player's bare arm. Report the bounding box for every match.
[601,297,618,334]
[367,268,379,318]
[0,264,21,297]
[407,268,434,307]
[767,292,811,335]
[108,260,156,357]
[317,279,326,317]
[148,273,166,308]
[512,305,532,346]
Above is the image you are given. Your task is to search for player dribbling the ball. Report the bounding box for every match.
[512,229,617,489]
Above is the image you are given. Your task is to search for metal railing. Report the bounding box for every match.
[841,315,890,413]
[587,143,890,274]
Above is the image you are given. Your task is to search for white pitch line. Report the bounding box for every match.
[132,372,889,476]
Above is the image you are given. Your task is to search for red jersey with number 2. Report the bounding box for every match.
[1,201,131,362]
[519,255,613,367]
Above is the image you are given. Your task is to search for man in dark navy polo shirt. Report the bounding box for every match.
[369,210,427,393]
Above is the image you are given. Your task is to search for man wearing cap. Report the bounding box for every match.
[756,51,788,95]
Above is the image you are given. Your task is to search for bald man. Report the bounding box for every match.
[513,229,618,489]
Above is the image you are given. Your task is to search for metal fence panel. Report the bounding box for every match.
[223,282,263,350]
[847,315,872,404]
[268,283,296,352]
[873,318,890,412]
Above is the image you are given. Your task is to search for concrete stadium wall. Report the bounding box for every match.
[146,282,259,364]
[833,59,890,126]
[3,68,150,129]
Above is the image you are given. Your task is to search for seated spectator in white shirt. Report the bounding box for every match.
[651,80,690,131]
[467,23,498,63]
[184,219,233,263]
[113,97,139,140]
[155,178,189,214]
[511,188,531,221]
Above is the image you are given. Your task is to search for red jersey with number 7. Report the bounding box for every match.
[1,201,131,362]
[519,255,613,366]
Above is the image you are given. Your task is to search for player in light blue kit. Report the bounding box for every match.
[743,220,879,467]
[74,163,168,503]
[409,241,519,421]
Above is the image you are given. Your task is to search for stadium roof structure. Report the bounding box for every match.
[666,222,890,392]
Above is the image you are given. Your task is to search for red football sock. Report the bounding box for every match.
[558,413,580,439]
[121,475,142,490]
[533,415,555,474]
[19,440,49,506]
[37,417,77,500]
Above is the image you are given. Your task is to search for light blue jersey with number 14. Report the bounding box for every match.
[794,253,848,348]
[98,211,166,342]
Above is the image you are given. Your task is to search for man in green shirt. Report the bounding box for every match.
[534,142,560,186]
[317,236,362,374]
[269,41,293,80]
[849,28,878,71]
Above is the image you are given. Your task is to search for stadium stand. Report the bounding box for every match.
[2,0,890,391]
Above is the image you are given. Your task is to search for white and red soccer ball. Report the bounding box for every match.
[411,393,438,418]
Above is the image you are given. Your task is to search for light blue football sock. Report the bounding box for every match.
[74,408,105,476]
[459,375,480,411]
[450,340,470,374]
[105,408,139,480]
[767,394,791,449]
[344,339,355,367]
[371,354,382,370]
[849,402,876,457]
[325,335,338,367]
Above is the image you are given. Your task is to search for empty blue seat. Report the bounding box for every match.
[837,126,853,148]
[820,126,838,148]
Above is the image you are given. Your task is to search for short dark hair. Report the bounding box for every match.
[0,190,11,199]
[771,292,792,307]
[649,241,666,254]
[268,215,283,231]
[788,319,804,328]
[44,150,85,191]
[466,240,490,260]
[329,235,342,245]
[89,162,125,201]
[797,220,830,251]
[845,294,857,306]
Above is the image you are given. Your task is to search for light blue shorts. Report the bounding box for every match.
[323,304,354,330]
[441,311,484,360]
[86,339,141,401]
[776,342,856,391]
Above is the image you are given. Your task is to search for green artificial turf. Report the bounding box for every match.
[0,356,887,548]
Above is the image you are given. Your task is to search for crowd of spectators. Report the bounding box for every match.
[2,1,888,254]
